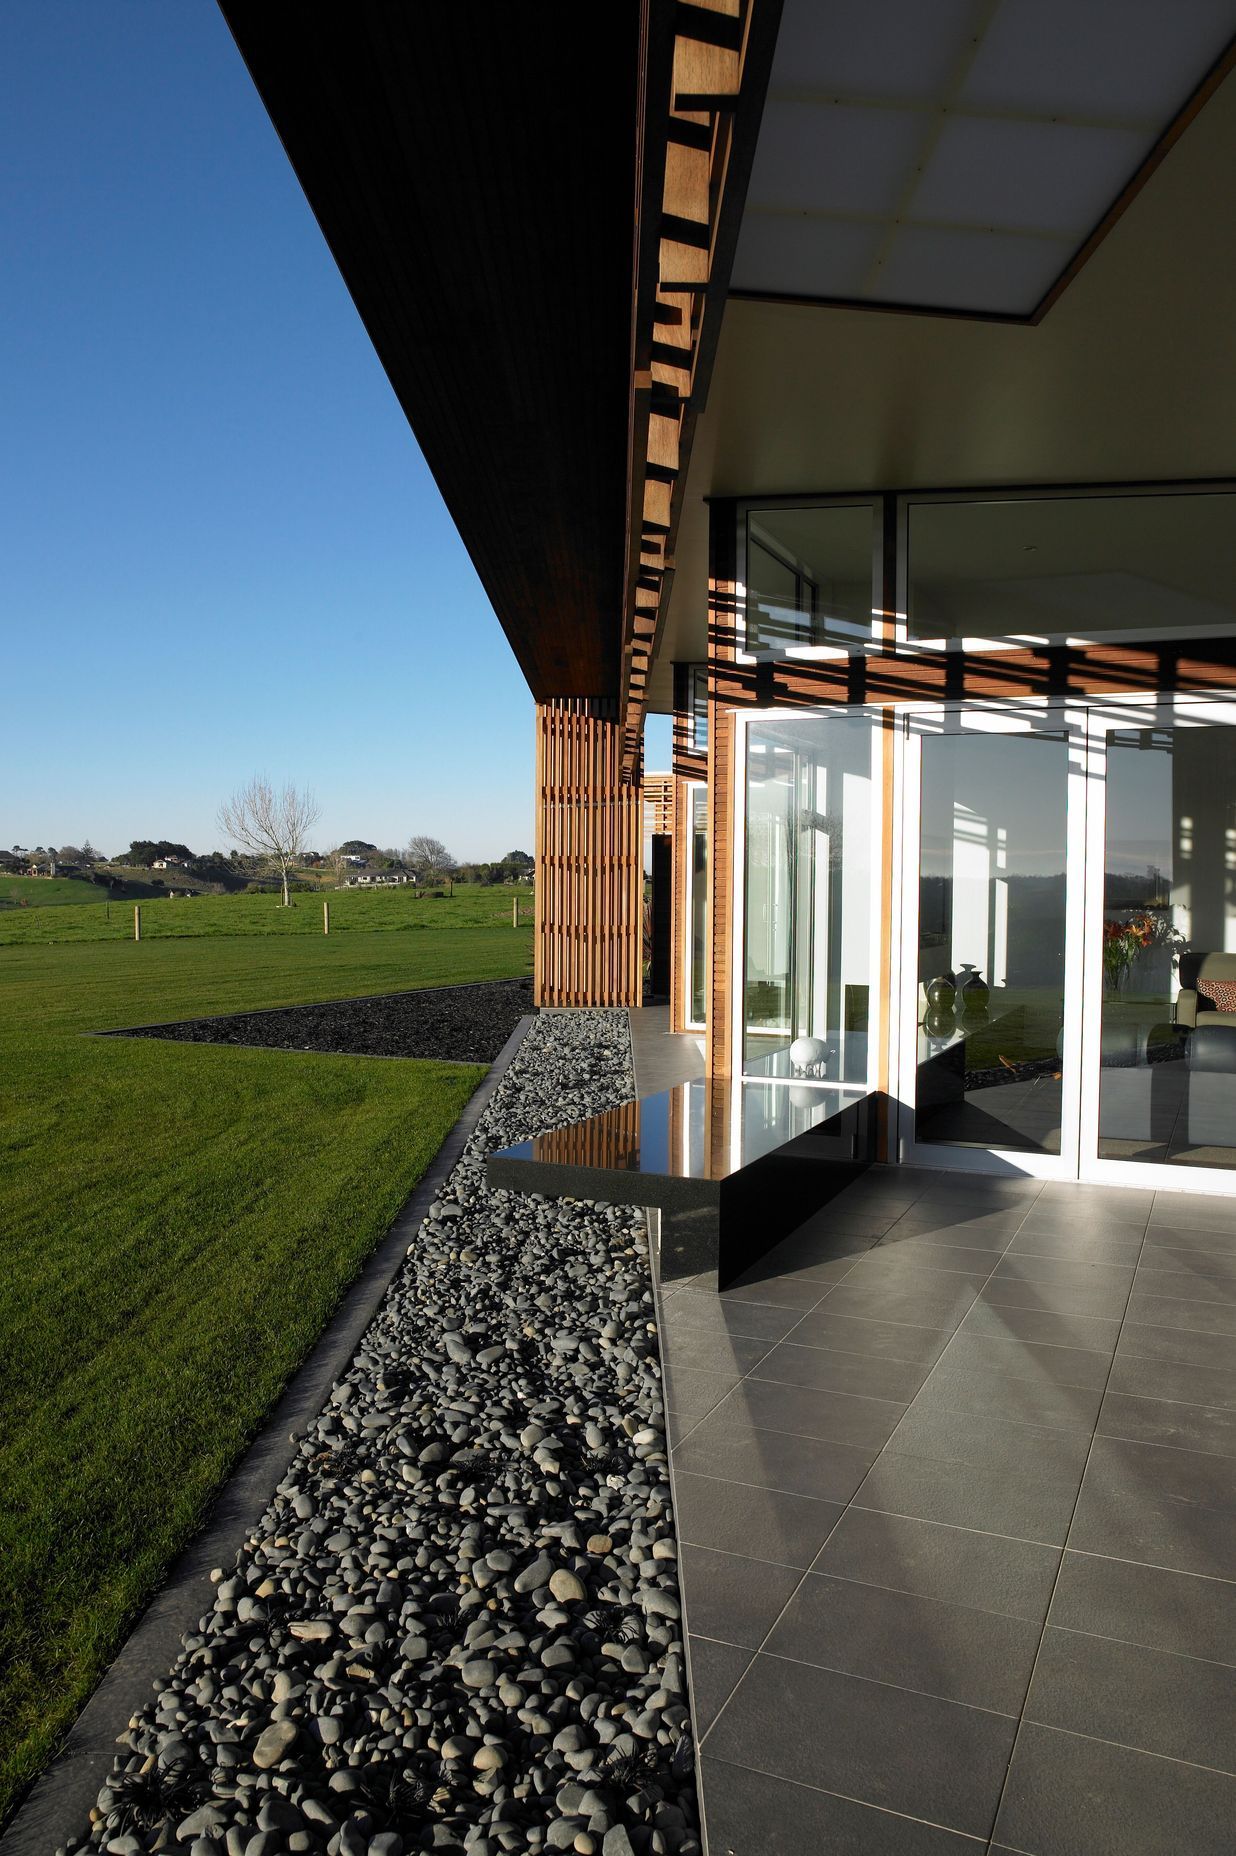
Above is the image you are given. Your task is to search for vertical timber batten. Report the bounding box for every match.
[534,699,643,1008]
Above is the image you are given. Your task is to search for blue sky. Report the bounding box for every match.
[0,2,671,860]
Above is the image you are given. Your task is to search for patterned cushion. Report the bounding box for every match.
[1198,977,1236,1012]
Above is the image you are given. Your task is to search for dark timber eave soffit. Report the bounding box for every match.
[218,4,638,701]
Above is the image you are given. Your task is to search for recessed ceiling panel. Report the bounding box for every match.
[962,0,1236,120]
[731,0,1236,317]
[732,213,886,299]
[770,0,980,101]
[746,99,927,217]
[912,117,1151,237]
[871,225,1075,314]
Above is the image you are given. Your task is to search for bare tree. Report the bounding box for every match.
[218,777,321,906]
[406,835,455,882]
[325,845,351,888]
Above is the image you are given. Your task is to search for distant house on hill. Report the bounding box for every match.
[344,869,414,888]
[151,856,184,870]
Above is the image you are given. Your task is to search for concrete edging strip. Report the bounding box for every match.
[1,1013,537,1856]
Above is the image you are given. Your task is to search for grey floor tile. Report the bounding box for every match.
[1150,1197,1236,1233]
[941,1329,1113,1391]
[854,1448,1080,1547]
[1124,1290,1236,1337]
[786,1208,905,1240]
[718,1274,833,1311]
[765,1571,1040,1715]
[1136,1252,1236,1292]
[1143,1227,1236,1260]
[814,1506,1058,1622]
[811,1275,980,1332]
[750,1340,934,1403]
[726,1250,862,1291]
[889,1201,1029,1230]
[707,1653,1017,1840]
[957,1300,1121,1354]
[661,1325,773,1378]
[977,1275,1131,1321]
[1008,1224,1145,1263]
[1106,1347,1236,1412]
[662,1365,741,1421]
[671,1470,843,1568]
[672,1417,876,1504]
[842,1247,997,1284]
[988,1252,1136,1291]
[993,1720,1236,1856]
[1068,1435,1236,1580]
[1098,1388,1236,1457]
[1037,1182,1151,1210]
[785,1309,954,1366]
[661,1290,804,1343]
[1117,1320,1236,1373]
[686,1638,752,1738]
[910,1363,1104,1433]
[1048,1550,1236,1667]
[1025,1624,1236,1774]
[885,1403,1093,1481]
[698,1756,980,1856]
[914,1180,1042,1206]
[677,1543,802,1650]
[880,1217,1019,1253]
[700,1375,908,1452]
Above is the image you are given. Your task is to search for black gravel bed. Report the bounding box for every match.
[70,1009,700,1856]
[104,979,536,1066]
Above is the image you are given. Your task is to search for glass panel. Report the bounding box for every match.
[907,491,1236,644]
[743,713,876,1084]
[745,504,875,651]
[1099,720,1236,1169]
[689,785,708,1028]
[915,728,1069,1153]
[689,664,709,752]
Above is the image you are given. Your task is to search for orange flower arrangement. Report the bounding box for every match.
[1102,911,1161,989]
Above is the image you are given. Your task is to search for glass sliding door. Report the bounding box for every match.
[1082,697,1236,1181]
[742,711,881,1088]
[685,783,707,1030]
[898,706,1087,1174]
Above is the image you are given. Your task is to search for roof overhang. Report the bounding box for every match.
[219,3,640,701]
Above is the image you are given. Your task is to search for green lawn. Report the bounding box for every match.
[0,874,110,909]
[0,922,532,1824]
[0,880,532,944]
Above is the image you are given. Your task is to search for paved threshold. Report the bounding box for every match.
[656,1167,1236,1856]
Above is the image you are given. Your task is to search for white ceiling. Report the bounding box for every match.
[732,0,1236,315]
[649,57,1236,707]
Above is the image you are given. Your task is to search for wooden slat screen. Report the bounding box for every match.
[534,699,643,1008]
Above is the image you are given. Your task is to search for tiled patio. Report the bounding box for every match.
[656,1167,1236,1856]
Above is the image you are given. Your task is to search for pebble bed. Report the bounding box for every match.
[67,1010,699,1856]
[107,981,536,1066]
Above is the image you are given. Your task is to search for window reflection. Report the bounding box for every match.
[1100,723,1236,1169]
[744,504,876,652]
[744,713,877,1084]
[916,730,1069,1154]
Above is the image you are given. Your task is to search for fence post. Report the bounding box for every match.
[512,896,518,928]
[134,904,141,943]
[323,899,330,935]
